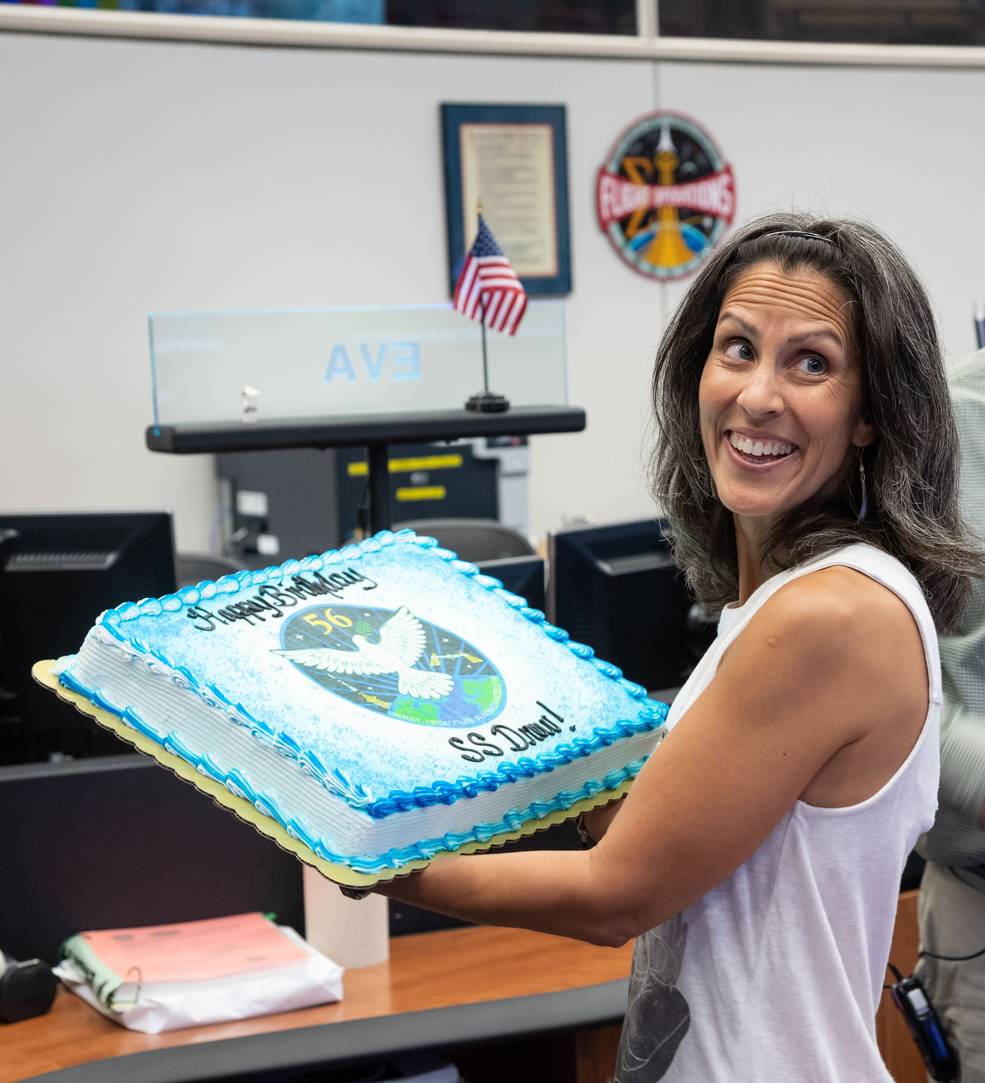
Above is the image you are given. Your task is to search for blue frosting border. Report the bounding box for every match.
[60,530,667,825]
[57,662,657,874]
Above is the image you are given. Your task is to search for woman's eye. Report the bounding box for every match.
[799,355,827,375]
[723,341,754,362]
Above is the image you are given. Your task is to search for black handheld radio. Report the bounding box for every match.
[889,973,957,1082]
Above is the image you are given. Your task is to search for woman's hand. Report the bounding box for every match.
[580,795,626,844]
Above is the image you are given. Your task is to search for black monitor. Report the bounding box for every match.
[475,554,546,613]
[0,512,176,765]
[548,519,706,695]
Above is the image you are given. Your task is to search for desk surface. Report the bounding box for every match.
[8,926,633,1083]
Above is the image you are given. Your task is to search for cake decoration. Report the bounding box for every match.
[277,604,499,727]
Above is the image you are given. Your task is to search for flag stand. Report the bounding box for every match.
[466,297,510,413]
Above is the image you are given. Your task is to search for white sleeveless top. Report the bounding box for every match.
[615,543,941,1083]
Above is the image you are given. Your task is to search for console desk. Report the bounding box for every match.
[6,926,633,1083]
[6,893,928,1083]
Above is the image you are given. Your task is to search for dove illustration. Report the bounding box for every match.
[278,606,454,700]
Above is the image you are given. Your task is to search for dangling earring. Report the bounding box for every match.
[857,449,868,524]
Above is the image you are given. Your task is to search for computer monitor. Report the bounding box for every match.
[0,512,176,765]
[548,519,701,695]
[475,554,546,613]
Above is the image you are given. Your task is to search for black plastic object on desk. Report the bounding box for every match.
[0,952,57,1024]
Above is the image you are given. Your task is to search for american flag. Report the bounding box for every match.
[453,215,528,336]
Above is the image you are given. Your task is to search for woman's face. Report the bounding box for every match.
[698,260,874,531]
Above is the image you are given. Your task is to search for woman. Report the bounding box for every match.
[376,215,983,1081]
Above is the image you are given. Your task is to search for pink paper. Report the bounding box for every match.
[80,912,308,983]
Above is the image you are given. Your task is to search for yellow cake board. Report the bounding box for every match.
[33,660,634,889]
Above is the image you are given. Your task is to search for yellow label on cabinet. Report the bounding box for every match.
[395,486,447,502]
[347,454,463,478]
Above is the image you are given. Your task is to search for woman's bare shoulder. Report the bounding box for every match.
[722,565,927,741]
[760,564,919,642]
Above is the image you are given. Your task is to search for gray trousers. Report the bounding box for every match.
[916,861,985,1082]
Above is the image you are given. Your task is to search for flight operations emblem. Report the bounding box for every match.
[596,111,736,280]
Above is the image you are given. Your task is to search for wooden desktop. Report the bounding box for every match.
[6,925,633,1083]
[6,893,926,1083]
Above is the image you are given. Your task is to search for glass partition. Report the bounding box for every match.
[148,301,567,428]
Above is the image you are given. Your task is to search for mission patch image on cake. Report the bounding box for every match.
[43,530,668,886]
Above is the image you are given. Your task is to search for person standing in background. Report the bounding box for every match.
[917,346,985,1081]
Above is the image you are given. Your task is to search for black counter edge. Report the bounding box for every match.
[21,979,629,1083]
[145,405,586,455]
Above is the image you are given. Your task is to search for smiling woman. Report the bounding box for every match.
[652,216,979,629]
[372,216,985,1083]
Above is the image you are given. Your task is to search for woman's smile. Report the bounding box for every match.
[724,428,799,468]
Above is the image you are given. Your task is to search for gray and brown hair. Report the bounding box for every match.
[650,212,982,631]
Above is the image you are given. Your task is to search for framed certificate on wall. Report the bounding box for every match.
[441,103,572,296]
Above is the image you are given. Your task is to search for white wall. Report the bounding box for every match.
[2,32,983,553]
[657,60,985,353]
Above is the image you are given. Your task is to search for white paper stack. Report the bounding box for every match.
[54,911,343,1034]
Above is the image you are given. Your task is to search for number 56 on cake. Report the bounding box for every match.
[35,531,668,889]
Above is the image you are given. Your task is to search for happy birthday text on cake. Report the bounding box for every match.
[185,568,377,632]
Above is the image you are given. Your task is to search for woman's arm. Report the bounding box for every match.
[377,569,926,945]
